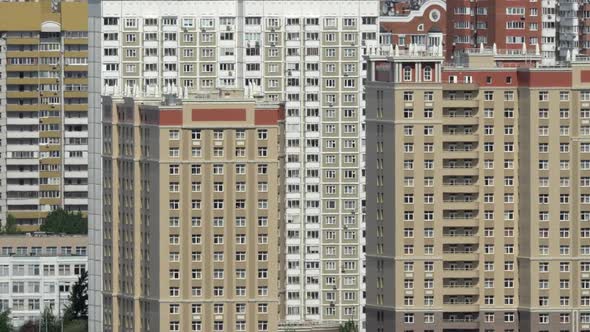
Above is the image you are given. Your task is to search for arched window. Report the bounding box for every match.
[403,66,412,81]
[424,66,432,81]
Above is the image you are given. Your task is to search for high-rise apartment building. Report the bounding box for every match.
[88,1,380,329]
[0,0,88,229]
[101,91,284,332]
[366,44,590,331]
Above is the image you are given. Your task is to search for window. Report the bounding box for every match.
[423,66,432,81]
[403,67,412,81]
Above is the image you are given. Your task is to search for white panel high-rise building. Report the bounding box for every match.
[88,1,380,330]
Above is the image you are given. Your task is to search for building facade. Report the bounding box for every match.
[0,0,88,229]
[101,91,284,332]
[0,234,87,327]
[366,45,590,331]
[89,1,380,329]
[446,0,542,60]
[379,0,447,59]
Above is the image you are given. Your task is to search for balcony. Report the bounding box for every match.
[443,133,479,143]
[6,104,41,112]
[443,251,479,261]
[442,319,480,330]
[6,171,39,179]
[442,99,479,108]
[64,184,88,192]
[7,131,39,139]
[65,171,87,178]
[64,104,88,111]
[443,115,479,126]
[443,150,479,159]
[6,118,39,125]
[442,167,479,176]
[64,157,87,165]
[443,285,480,296]
[443,218,479,227]
[64,198,87,205]
[442,268,479,278]
[65,131,88,138]
[6,91,38,98]
[443,234,480,245]
[7,184,39,192]
[64,117,88,125]
[7,198,39,206]
[443,200,479,210]
[442,184,479,194]
[442,302,479,312]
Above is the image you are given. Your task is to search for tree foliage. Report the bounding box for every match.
[0,309,13,332]
[339,320,358,332]
[19,307,60,332]
[40,209,87,235]
[0,215,18,234]
[63,269,88,322]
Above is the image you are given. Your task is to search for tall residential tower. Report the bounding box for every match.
[101,92,284,331]
[0,0,88,229]
[366,42,590,332]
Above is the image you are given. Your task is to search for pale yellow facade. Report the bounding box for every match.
[102,92,284,332]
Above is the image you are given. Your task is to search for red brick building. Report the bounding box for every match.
[446,0,542,58]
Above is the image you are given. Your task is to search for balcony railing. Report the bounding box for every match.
[443,285,477,288]
[443,267,475,271]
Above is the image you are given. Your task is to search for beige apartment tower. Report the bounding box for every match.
[366,45,590,332]
[101,90,284,332]
[0,0,88,229]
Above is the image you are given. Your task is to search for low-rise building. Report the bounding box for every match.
[0,233,87,326]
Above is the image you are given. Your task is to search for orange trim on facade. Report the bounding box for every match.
[518,71,572,87]
[159,109,183,125]
[255,109,283,125]
[191,108,246,121]
[582,70,590,83]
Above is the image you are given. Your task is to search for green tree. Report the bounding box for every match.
[39,306,60,332]
[1,214,18,234]
[40,209,87,234]
[339,320,358,332]
[63,269,88,322]
[0,309,13,332]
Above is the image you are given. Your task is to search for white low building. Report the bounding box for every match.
[0,233,87,326]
